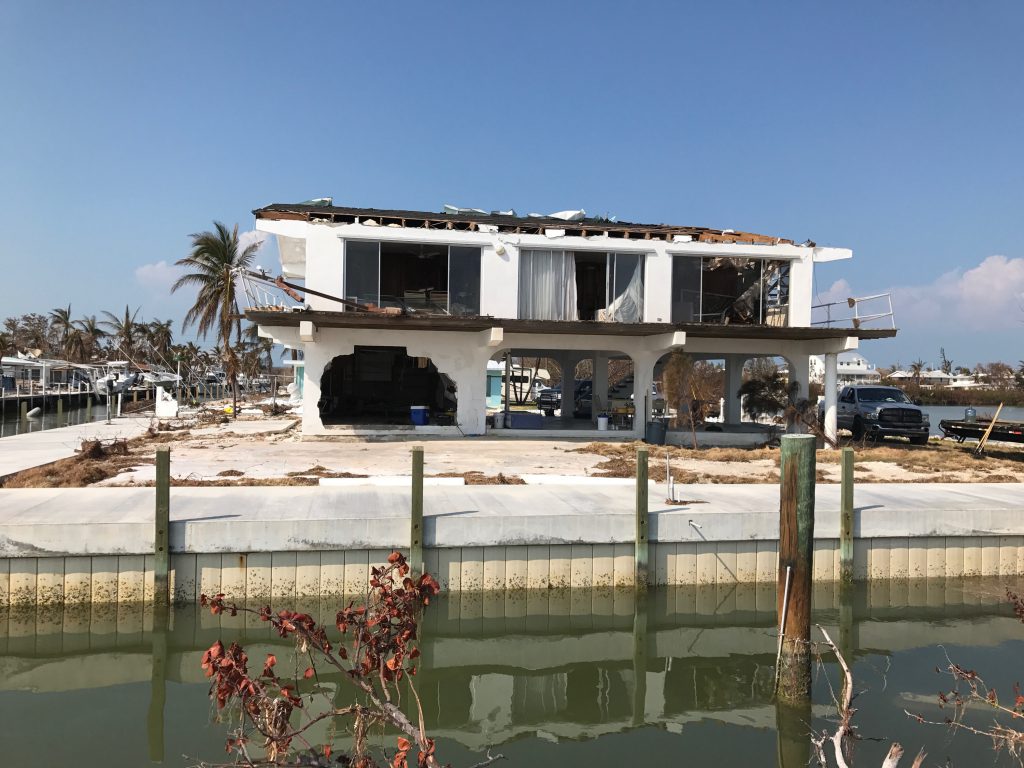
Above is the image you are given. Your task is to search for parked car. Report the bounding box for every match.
[820,385,930,444]
[537,385,562,416]
[537,380,593,417]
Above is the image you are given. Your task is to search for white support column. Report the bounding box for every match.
[591,352,609,424]
[724,355,745,424]
[557,352,581,422]
[631,351,659,439]
[786,353,811,434]
[823,352,838,448]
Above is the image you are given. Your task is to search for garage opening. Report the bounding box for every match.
[318,346,457,426]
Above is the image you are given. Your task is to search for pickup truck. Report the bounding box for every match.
[821,385,930,444]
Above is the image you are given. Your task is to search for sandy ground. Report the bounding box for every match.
[5,413,1023,488]
[82,415,1024,486]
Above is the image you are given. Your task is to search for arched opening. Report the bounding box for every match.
[486,349,637,432]
[318,346,457,426]
[655,352,725,433]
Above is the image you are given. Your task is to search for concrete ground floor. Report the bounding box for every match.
[257,320,861,442]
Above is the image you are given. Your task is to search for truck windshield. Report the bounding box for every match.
[857,388,912,404]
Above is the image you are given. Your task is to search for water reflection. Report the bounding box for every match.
[1,579,1022,767]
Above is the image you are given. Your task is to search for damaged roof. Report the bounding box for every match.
[253,202,800,246]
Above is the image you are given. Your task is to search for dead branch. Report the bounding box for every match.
[816,625,918,767]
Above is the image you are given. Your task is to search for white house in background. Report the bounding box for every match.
[886,369,984,389]
[810,351,881,387]
[248,201,892,445]
[887,369,953,387]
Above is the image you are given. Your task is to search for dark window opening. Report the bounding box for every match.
[318,346,457,425]
[670,256,789,325]
[574,252,607,321]
[344,240,481,316]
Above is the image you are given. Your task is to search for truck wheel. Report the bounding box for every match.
[910,434,929,446]
[851,418,865,441]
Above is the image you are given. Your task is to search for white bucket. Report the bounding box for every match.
[492,412,504,429]
[597,415,609,431]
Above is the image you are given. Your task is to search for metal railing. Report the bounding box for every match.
[812,292,895,329]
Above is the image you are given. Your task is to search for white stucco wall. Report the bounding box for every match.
[254,218,846,326]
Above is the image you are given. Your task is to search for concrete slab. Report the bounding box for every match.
[1,482,1023,557]
[0,417,152,479]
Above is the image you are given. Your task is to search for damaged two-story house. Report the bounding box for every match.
[247,201,894,445]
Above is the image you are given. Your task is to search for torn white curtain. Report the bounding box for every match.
[518,250,579,321]
[605,258,644,323]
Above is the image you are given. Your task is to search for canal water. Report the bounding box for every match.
[0,398,111,438]
[2,580,1023,767]
[924,404,1024,434]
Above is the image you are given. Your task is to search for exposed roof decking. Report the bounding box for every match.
[247,309,896,341]
[254,202,798,246]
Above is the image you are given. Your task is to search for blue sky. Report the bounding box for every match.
[2,1,1022,370]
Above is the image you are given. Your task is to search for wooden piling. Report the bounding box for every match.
[86,396,93,422]
[147,607,168,762]
[776,434,815,704]
[19,400,28,424]
[839,447,855,583]
[56,397,63,426]
[410,445,424,574]
[635,447,649,588]
[154,448,171,607]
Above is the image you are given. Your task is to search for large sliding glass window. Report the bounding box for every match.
[670,256,790,325]
[518,250,578,321]
[344,240,380,306]
[343,239,481,315]
[448,246,481,316]
[605,252,644,323]
[670,255,701,322]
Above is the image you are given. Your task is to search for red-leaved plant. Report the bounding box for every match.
[198,551,446,767]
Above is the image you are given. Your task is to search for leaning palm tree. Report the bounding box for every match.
[172,221,259,415]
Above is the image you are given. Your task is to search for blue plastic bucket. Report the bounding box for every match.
[410,406,429,426]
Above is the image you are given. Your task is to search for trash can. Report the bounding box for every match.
[645,419,667,445]
[410,406,429,426]
[492,412,504,429]
[596,415,609,431]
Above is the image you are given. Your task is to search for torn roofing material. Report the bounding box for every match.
[253,202,801,246]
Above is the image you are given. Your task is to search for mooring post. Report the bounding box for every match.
[20,400,28,424]
[147,603,168,763]
[86,396,93,422]
[776,434,815,704]
[839,447,855,583]
[635,446,650,588]
[631,586,649,726]
[154,448,171,607]
[410,445,424,574]
[56,397,63,426]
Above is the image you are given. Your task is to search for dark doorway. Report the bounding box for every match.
[318,346,457,425]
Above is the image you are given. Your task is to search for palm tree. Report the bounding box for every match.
[102,305,142,361]
[49,304,73,357]
[74,316,107,361]
[173,221,259,415]
[146,319,175,363]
